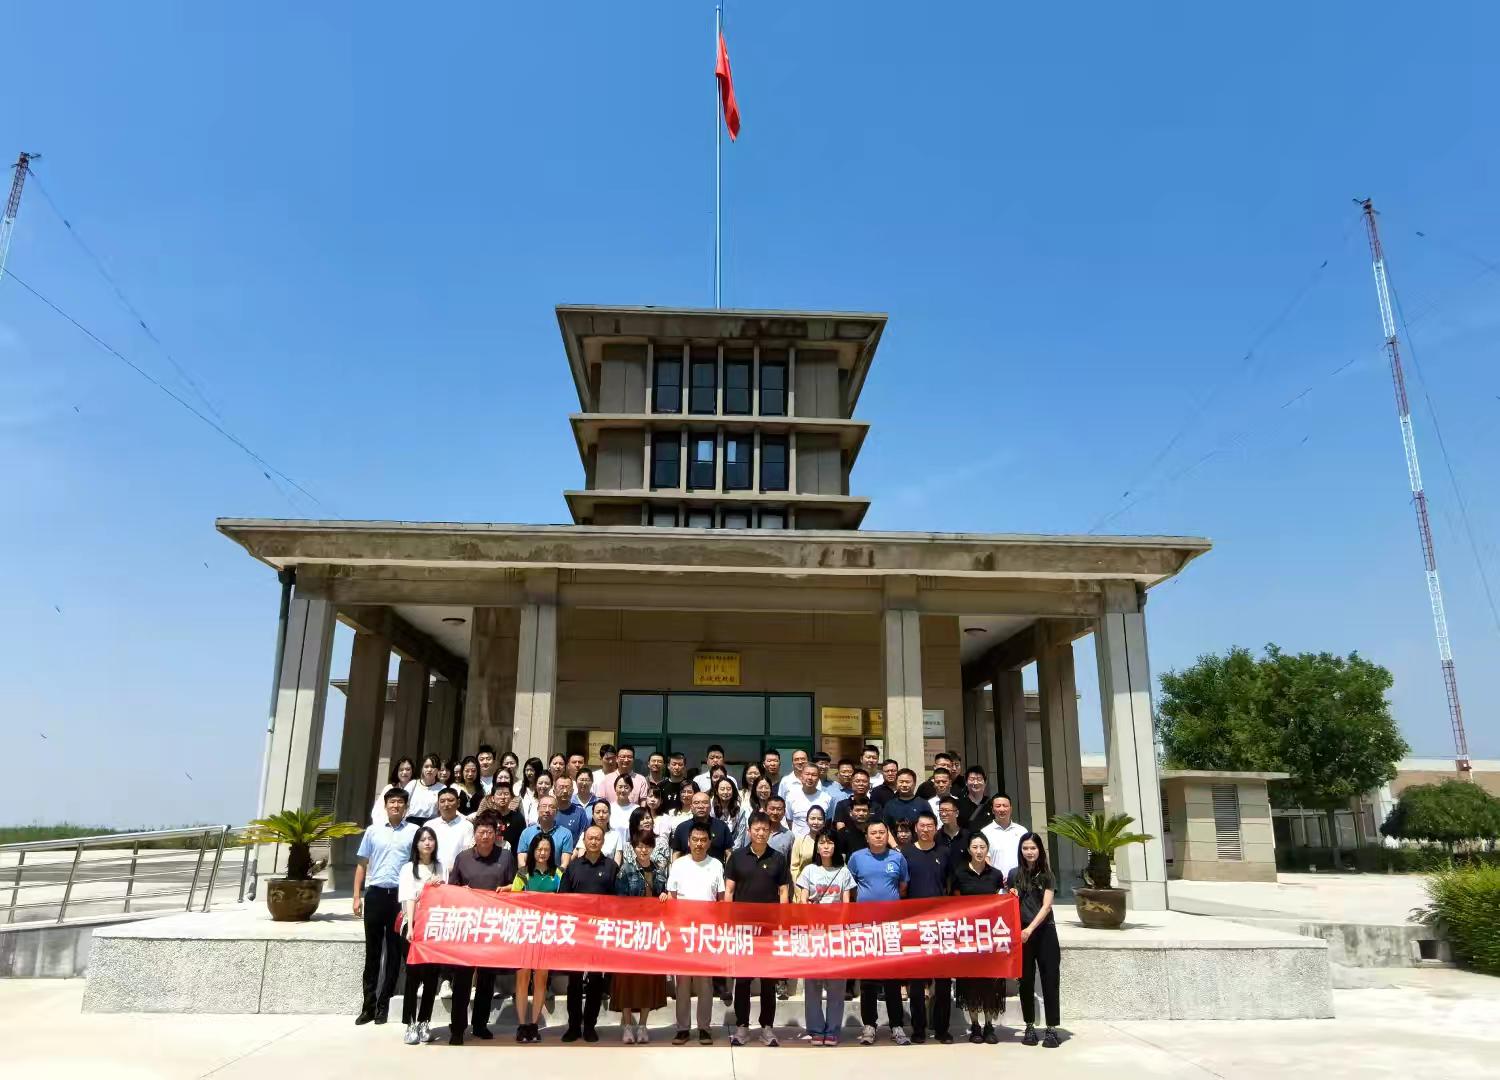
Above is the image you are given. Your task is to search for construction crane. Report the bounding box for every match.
[0,151,39,283]
[1360,198,1471,779]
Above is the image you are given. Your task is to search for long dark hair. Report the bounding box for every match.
[521,757,545,795]
[1014,830,1053,890]
[527,832,558,877]
[627,805,654,842]
[712,777,740,820]
[457,755,481,791]
[409,825,440,873]
[388,756,416,787]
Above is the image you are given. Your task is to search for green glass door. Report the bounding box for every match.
[618,690,813,781]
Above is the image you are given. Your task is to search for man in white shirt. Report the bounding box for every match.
[590,744,618,797]
[692,744,727,792]
[666,822,726,1044]
[979,794,1029,879]
[784,763,834,838]
[476,744,497,794]
[861,745,883,788]
[429,788,475,871]
[777,749,812,799]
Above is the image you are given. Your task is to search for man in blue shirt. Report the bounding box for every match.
[846,821,910,1046]
[517,795,575,870]
[551,776,589,841]
[353,787,417,1025]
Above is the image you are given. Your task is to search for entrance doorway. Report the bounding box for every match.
[618,691,814,782]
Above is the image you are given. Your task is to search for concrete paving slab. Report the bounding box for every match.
[6,970,1499,1079]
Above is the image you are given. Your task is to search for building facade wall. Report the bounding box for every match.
[1172,778,1278,883]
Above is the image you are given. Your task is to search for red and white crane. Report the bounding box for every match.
[0,151,39,283]
[1360,198,1471,778]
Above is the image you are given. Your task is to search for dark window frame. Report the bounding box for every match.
[653,353,683,414]
[760,435,789,492]
[688,433,716,490]
[651,433,681,490]
[759,360,787,417]
[724,358,752,415]
[723,434,752,491]
[689,358,718,415]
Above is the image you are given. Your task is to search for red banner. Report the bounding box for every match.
[407,885,1020,979]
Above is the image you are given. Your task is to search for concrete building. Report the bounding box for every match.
[219,304,1211,907]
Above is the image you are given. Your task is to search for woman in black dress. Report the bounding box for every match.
[950,832,1007,1044]
[1007,831,1060,1048]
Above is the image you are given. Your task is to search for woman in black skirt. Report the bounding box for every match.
[950,832,1007,1043]
[1007,832,1061,1048]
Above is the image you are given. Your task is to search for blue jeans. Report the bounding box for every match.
[804,978,844,1037]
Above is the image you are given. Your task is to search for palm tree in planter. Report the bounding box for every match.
[1047,811,1154,929]
[242,810,363,921]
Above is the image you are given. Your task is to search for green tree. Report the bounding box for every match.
[1159,644,1408,869]
[1381,780,1500,851]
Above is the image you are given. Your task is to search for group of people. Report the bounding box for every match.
[353,741,1064,1050]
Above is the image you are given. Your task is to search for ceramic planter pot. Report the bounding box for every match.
[1074,886,1127,929]
[266,877,323,921]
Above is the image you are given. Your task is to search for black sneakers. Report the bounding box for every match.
[982,1022,999,1044]
[968,1022,983,1044]
[1022,1024,1039,1046]
[1043,1028,1060,1048]
[561,1027,582,1043]
[354,1007,375,1026]
[672,1030,691,1045]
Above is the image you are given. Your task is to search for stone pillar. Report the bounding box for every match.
[331,629,389,883]
[994,667,1031,821]
[258,590,335,875]
[881,580,924,769]
[465,608,520,752]
[513,571,559,764]
[426,678,460,762]
[1095,582,1169,909]
[390,658,430,761]
[1037,634,1087,890]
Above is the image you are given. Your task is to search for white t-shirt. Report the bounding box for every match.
[981,820,1029,878]
[576,830,621,860]
[783,784,834,838]
[370,781,416,824]
[608,801,636,847]
[692,772,714,793]
[406,780,444,820]
[429,813,475,871]
[398,860,444,906]
[797,863,854,904]
[667,854,726,901]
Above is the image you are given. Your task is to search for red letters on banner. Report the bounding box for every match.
[406,884,1021,979]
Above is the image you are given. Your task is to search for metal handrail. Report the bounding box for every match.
[1,825,256,925]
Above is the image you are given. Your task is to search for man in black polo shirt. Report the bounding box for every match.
[724,811,790,1047]
[838,795,873,858]
[901,810,955,1044]
[660,751,693,814]
[671,789,732,861]
[881,768,928,828]
[446,812,519,1045]
[935,795,971,877]
[916,752,959,800]
[953,766,992,833]
[870,760,899,808]
[833,769,874,830]
[559,824,619,1043]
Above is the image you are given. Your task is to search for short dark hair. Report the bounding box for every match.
[837,757,855,769]
[914,809,938,825]
[747,811,773,830]
[383,786,409,804]
[936,794,958,808]
[436,786,460,801]
[707,744,725,755]
[862,743,881,755]
[897,768,918,781]
[813,831,846,867]
[599,743,617,756]
[473,810,500,833]
[812,752,831,765]
[766,796,786,809]
[849,795,870,808]
[931,767,951,779]
[851,768,870,780]
[477,743,496,757]
[688,822,712,839]
[934,752,955,764]
[966,765,988,780]
[763,748,780,759]
[882,758,898,768]
[669,751,686,763]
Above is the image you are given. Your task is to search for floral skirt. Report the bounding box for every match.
[611,972,669,1012]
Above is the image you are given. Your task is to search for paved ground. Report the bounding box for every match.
[7,967,1498,1079]
[1168,873,1430,923]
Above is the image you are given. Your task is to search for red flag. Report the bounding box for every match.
[716,31,740,140]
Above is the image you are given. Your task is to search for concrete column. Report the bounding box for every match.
[331,630,389,882]
[1095,582,1169,909]
[390,659,430,760]
[994,667,1031,821]
[882,580,924,769]
[1037,636,1087,890]
[258,591,335,874]
[426,678,460,762]
[513,573,559,764]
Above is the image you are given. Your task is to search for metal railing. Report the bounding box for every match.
[1,826,255,926]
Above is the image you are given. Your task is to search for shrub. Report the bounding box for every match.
[1381,781,1500,849]
[1421,865,1500,976]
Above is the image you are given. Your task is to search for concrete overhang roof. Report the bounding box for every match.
[216,518,1210,584]
[556,304,888,413]
[564,490,871,530]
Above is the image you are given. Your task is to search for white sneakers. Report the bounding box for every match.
[636,1025,650,1043]
[417,1021,433,1044]
[891,1026,912,1046]
[859,1025,877,1045]
[730,1025,749,1046]
[758,1026,779,1047]
[403,1023,420,1045]
[624,1026,637,1044]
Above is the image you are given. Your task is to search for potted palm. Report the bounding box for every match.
[242,810,363,921]
[1047,811,1154,929]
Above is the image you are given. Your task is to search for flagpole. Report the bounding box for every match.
[714,1,723,309]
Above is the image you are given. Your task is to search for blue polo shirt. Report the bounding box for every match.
[356,820,417,888]
[553,802,590,842]
[847,847,909,902]
[517,822,576,860]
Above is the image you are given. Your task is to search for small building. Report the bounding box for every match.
[220,304,1211,905]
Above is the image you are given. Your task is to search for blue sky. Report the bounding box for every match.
[3,3,1497,826]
